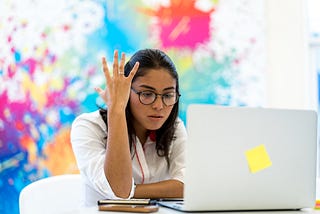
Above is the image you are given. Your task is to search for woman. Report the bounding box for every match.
[71,49,187,206]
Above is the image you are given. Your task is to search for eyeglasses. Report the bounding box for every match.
[131,87,180,106]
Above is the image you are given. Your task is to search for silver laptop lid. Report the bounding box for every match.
[184,104,317,211]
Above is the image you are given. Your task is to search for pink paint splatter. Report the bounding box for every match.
[140,0,215,50]
[22,58,37,75]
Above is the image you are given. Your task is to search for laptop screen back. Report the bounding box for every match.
[183,105,317,211]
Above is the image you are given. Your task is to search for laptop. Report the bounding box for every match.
[159,104,318,212]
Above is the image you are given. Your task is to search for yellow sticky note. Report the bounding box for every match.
[245,144,272,173]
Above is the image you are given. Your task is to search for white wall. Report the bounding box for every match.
[265,0,318,110]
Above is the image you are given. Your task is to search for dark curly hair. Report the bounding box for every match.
[99,49,180,165]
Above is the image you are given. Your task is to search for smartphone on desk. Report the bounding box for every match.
[97,198,153,205]
[155,198,183,202]
[98,204,159,213]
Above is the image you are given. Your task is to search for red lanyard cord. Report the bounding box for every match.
[133,142,145,184]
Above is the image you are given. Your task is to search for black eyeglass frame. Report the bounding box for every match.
[131,87,181,106]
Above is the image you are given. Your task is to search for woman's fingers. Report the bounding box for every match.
[94,87,104,96]
[102,57,111,85]
[128,62,140,80]
[94,87,108,103]
[113,50,119,77]
[98,50,139,107]
[119,52,126,75]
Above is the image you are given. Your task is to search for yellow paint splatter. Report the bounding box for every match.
[21,73,48,111]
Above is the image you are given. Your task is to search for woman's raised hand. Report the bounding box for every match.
[95,50,139,111]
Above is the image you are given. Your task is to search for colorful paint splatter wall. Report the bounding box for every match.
[0,0,266,213]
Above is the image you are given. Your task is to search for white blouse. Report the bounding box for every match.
[70,110,187,206]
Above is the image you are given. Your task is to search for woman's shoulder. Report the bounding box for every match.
[173,117,188,139]
[167,117,187,158]
[175,117,186,130]
[72,110,106,130]
[74,109,102,121]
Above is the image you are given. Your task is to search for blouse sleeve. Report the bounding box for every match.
[168,118,188,183]
[70,113,135,199]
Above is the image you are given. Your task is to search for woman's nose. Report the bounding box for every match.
[152,95,164,110]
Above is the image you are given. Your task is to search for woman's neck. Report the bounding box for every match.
[133,123,148,145]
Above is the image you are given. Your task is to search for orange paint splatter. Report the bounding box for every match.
[41,128,79,175]
[20,135,38,163]
[20,135,34,151]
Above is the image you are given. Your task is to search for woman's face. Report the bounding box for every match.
[129,68,176,136]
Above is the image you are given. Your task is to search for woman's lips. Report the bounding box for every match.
[148,115,164,119]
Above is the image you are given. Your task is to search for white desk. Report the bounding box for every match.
[63,206,320,214]
[62,179,320,214]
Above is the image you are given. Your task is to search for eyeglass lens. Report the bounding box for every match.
[139,91,178,106]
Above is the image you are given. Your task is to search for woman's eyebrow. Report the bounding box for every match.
[139,84,176,91]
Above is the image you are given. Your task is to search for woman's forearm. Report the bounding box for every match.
[104,109,133,198]
[134,179,184,199]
